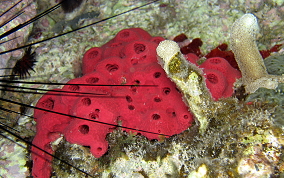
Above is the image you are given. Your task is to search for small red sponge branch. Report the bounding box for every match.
[180,38,203,57]
[204,43,239,70]
[260,44,283,59]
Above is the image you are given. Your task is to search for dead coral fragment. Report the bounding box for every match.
[230,13,284,93]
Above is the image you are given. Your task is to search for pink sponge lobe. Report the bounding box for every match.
[200,57,241,100]
[120,40,159,65]
[82,47,102,75]
[203,69,227,100]
[184,53,199,65]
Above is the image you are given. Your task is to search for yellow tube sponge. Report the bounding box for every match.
[157,40,211,133]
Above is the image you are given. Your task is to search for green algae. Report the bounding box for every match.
[246,83,284,128]
[52,139,101,177]
[264,54,284,76]
[0,134,29,178]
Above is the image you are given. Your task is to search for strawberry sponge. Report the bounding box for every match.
[31,28,193,178]
[31,28,241,178]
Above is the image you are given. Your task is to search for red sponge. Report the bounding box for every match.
[200,57,241,100]
[32,28,194,178]
[82,47,102,75]
[33,28,246,178]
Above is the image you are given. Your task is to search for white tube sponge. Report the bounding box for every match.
[230,13,284,93]
[156,40,181,74]
[230,13,268,84]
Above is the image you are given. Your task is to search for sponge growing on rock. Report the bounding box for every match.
[32,28,194,178]
[182,55,241,100]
